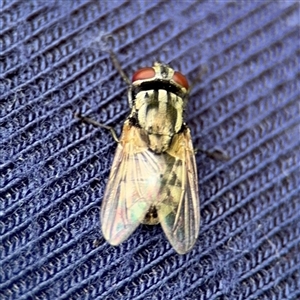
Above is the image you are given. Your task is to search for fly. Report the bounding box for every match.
[80,54,200,254]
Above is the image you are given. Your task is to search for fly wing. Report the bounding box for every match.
[101,120,163,245]
[158,127,200,254]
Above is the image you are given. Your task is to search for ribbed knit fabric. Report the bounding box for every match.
[1,1,299,299]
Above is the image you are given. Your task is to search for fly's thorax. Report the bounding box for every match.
[135,89,184,133]
[132,89,185,153]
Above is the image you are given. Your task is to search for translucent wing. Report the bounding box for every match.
[101,120,163,245]
[158,127,200,254]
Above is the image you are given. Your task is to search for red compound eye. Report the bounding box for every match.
[172,71,189,89]
[132,67,155,82]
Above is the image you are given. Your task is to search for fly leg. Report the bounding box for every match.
[75,51,130,143]
[195,147,230,161]
[109,50,131,85]
[75,113,119,143]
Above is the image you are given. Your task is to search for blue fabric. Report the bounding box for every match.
[1,0,299,299]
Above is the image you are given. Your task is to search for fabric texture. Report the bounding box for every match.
[1,1,299,299]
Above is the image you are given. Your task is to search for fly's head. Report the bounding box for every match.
[127,63,189,108]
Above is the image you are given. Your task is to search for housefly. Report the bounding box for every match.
[97,58,200,254]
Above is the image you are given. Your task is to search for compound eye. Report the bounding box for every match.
[172,71,189,89]
[132,67,155,82]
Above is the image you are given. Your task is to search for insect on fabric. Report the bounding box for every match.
[81,54,200,254]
